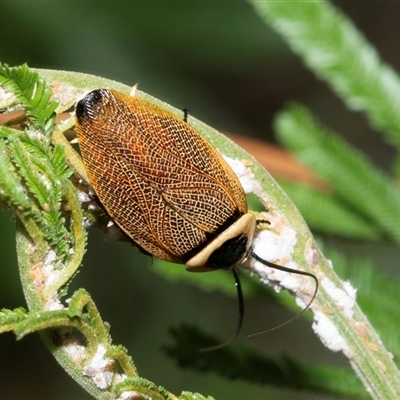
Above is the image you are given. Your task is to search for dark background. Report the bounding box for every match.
[1,2,399,399]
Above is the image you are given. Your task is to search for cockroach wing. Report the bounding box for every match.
[76,89,247,263]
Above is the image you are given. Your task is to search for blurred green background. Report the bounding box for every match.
[1,1,399,399]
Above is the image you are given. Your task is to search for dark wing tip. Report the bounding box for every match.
[76,89,111,123]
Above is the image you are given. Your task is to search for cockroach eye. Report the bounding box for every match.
[75,89,318,350]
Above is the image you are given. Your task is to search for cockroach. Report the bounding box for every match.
[75,89,318,350]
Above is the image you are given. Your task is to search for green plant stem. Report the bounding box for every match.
[248,157,400,400]
[15,219,115,400]
[52,127,89,183]
[42,178,87,300]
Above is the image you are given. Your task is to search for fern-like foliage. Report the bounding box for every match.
[0,138,31,210]
[0,64,58,136]
[0,63,73,264]
[275,104,400,244]
[163,324,367,399]
[250,0,400,153]
[277,179,379,240]
[0,308,28,334]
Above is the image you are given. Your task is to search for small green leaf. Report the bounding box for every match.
[0,137,31,209]
[114,377,174,400]
[179,392,215,400]
[14,309,72,340]
[0,308,28,333]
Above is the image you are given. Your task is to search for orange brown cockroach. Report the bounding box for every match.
[75,88,318,349]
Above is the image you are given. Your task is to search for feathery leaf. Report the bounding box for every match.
[276,104,400,243]
[250,0,400,151]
